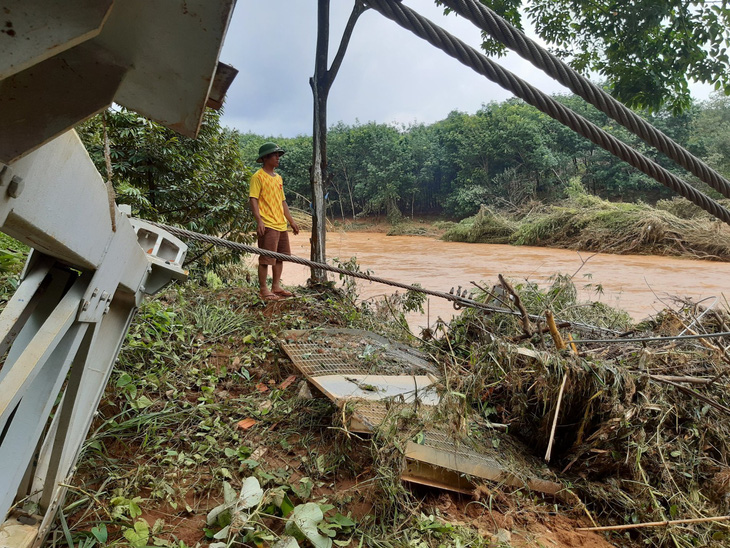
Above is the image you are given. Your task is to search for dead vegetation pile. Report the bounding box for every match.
[442,192,730,261]
[437,276,730,547]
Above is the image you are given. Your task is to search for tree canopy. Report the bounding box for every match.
[77,108,254,267]
[448,0,730,114]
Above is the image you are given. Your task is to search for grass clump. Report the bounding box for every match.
[443,188,730,260]
[441,206,516,244]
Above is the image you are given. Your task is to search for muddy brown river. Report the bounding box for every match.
[271,232,730,333]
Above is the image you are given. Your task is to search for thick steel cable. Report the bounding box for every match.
[152,221,619,335]
[438,0,730,200]
[362,0,730,225]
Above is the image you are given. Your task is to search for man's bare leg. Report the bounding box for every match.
[271,261,283,292]
[258,264,272,296]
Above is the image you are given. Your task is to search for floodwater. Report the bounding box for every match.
[275,231,730,333]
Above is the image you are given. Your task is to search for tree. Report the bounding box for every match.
[77,108,253,266]
[310,0,368,283]
[453,0,730,114]
[693,93,730,180]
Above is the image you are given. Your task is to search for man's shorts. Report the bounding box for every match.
[258,228,290,265]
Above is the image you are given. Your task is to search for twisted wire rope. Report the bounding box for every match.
[438,0,730,199]
[152,221,619,335]
[362,0,730,225]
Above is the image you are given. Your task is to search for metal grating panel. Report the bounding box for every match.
[421,429,502,468]
[280,341,372,376]
[349,400,440,432]
[279,328,437,377]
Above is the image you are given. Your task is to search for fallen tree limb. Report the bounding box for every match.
[498,274,532,335]
[577,514,730,531]
[649,377,730,416]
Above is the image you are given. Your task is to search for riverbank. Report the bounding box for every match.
[331,193,730,262]
[332,214,450,237]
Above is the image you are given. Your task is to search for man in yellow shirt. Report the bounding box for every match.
[249,142,300,300]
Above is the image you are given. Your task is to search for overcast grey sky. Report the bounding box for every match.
[219,1,713,138]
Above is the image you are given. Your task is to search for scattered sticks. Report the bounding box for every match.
[650,376,730,416]
[577,515,730,532]
[544,370,569,462]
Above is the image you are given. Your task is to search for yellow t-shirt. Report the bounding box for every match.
[249,169,287,231]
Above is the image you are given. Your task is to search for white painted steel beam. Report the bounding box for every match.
[0,0,113,80]
[0,131,189,546]
[0,0,236,163]
[0,2,236,543]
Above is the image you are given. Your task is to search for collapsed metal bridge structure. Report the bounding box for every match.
[1,1,729,546]
[0,1,236,545]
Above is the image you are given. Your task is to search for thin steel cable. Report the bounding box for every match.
[152,221,620,335]
[570,331,730,345]
[363,0,730,225]
[438,0,730,199]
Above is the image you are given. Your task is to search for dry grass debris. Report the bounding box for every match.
[443,192,730,261]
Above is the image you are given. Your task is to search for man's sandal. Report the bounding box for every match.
[261,293,282,301]
[273,289,294,297]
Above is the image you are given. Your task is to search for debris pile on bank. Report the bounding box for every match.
[431,277,730,547]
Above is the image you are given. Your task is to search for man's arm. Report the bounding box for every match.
[249,197,266,237]
[282,201,299,235]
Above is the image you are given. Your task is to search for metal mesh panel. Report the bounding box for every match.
[420,429,502,468]
[280,341,371,376]
[280,328,435,377]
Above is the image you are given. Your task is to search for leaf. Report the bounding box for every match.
[116,373,133,388]
[135,395,154,409]
[207,502,232,526]
[128,499,142,519]
[123,520,150,548]
[213,525,231,540]
[291,477,314,499]
[318,522,337,538]
[271,488,296,517]
[90,524,107,544]
[285,503,332,548]
[238,476,264,509]
[273,538,301,548]
[223,481,237,505]
[329,514,356,528]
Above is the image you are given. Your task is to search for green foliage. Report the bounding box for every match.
[0,232,27,302]
[464,0,730,114]
[77,108,255,269]
[238,93,730,224]
[692,92,730,180]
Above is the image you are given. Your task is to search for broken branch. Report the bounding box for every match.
[577,515,730,531]
[498,274,532,335]
[545,370,569,462]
